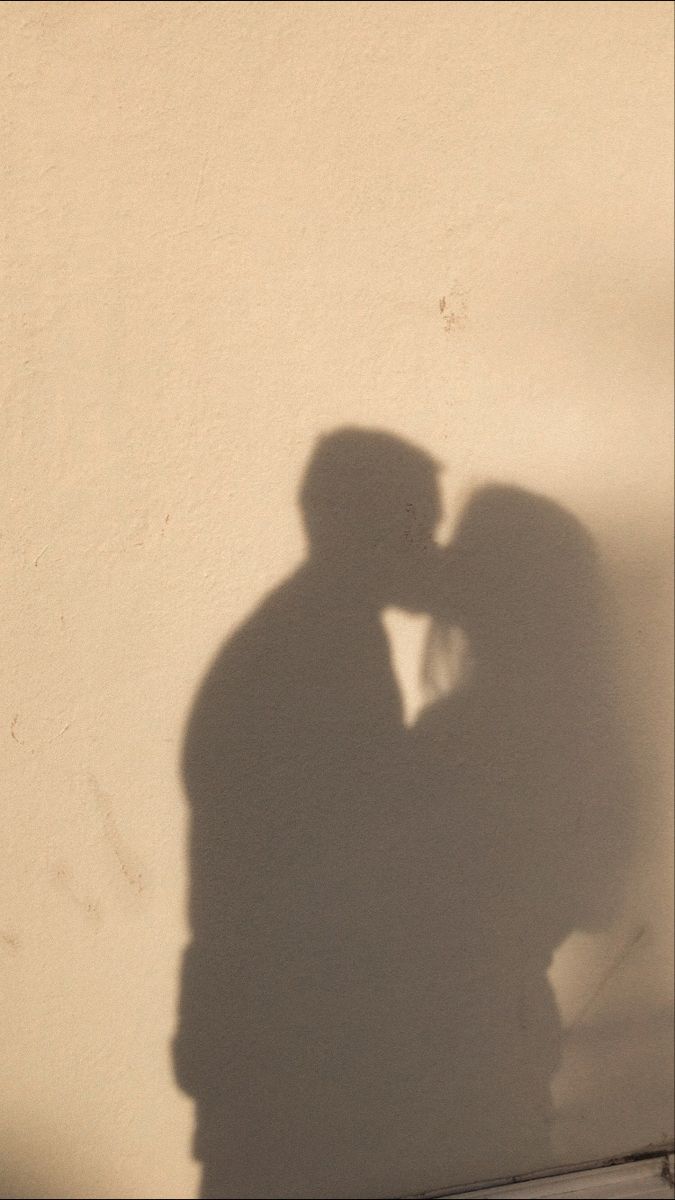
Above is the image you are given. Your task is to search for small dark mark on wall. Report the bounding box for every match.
[54,863,102,923]
[439,287,469,332]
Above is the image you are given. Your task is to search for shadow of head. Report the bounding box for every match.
[299,427,443,609]
[435,484,606,675]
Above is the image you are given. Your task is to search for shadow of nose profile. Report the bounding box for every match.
[173,430,632,1200]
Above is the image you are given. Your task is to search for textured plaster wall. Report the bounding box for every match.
[1,3,673,1198]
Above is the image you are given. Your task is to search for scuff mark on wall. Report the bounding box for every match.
[10,713,71,748]
[54,863,102,924]
[569,924,649,1027]
[88,774,145,895]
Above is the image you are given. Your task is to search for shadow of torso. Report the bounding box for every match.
[400,632,631,1187]
[401,682,570,1182]
[175,564,425,1198]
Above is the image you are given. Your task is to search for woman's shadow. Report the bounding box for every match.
[400,484,632,1187]
[174,438,631,1199]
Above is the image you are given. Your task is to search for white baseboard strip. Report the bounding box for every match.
[434,1152,675,1199]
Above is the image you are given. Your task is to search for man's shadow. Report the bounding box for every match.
[174,429,443,1199]
[173,430,631,1200]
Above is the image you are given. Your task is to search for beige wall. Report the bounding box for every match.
[2,3,672,1197]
